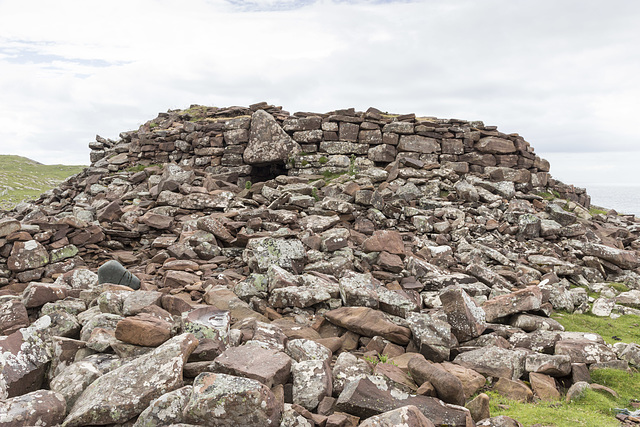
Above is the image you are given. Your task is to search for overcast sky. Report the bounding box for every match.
[1,0,639,191]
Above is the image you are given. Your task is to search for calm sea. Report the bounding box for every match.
[579,184,640,216]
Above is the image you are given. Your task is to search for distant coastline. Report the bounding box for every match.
[579,183,640,216]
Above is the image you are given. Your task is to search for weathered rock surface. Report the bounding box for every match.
[62,333,198,426]
[0,389,67,427]
[359,405,435,427]
[0,103,637,427]
[182,372,282,426]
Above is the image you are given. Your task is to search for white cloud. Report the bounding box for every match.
[0,0,638,191]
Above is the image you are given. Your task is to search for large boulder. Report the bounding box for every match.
[212,344,292,388]
[182,372,282,426]
[0,389,67,427]
[408,355,465,406]
[453,346,526,380]
[405,312,458,362]
[482,286,542,323]
[475,137,516,154]
[324,306,411,345]
[133,386,192,427]
[440,287,486,342]
[243,109,301,165]
[7,240,49,272]
[335,377,468,426]
[0,316,53,398]
[359,405,436,427]
[62,333,198,426]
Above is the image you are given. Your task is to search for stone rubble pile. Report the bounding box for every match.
[0,103,639,426]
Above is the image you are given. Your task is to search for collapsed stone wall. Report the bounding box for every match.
[89,102,589,207]
[2,103,640,426]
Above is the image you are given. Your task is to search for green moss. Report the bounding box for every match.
[311,187,319,202]
[318,156,328,164]
[590,206,609,216]
[301,160,309,166]
[126,163,161,173]
[610,282,630,293]
[439,190,450,198]
[552,311,640,344]
[322,170,346,181]
[245,181,252,190]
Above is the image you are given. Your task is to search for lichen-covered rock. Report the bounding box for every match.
[482,286,542,323]
[0,218,20,238]
[243,237,306,273]
[279,403,314,427]
[62,333,198,427]
[7,240,49,272]
[324,306,411,345]
[182,372,281,426]
[336,376,468,426]
[440,287,486,342]
[332,352,371,396]
[405,312,458,362]
[554,339,618,364]
[0,389,66,427]
[50,360,102,411]
[212,344,292,388]
[133,386,192,427]
[291,359,332,411]
[286,338,332,364]
[524,353,571,376]
[577,242,640,270]
[22,282,71,308]
[0,315,53,398]
[244,109,301,165]
[453,346,527,380]
[0,298,29,335]
[359,405,436,427]
[182,306,230,342]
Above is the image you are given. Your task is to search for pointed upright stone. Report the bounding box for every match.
[243,110,301,165]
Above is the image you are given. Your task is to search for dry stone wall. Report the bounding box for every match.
[89,102,588,207]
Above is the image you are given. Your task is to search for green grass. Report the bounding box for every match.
[538,189,562,201]
[553,311,640,345]
[610,282,630,293]
[322,170,347,181]
[489,310,640,425]
[488,389,622,427]
[490,368,640,426]
[589,206,609,216]
[0,155,86,210]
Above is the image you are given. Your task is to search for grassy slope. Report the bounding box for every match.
[490,283,640,426]
[0,155,86,210]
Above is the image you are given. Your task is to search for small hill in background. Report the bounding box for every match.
[0,155,86,210]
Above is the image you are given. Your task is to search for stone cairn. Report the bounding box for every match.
[0,102,638,426]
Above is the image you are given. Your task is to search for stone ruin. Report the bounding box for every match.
[0,102,638,426]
